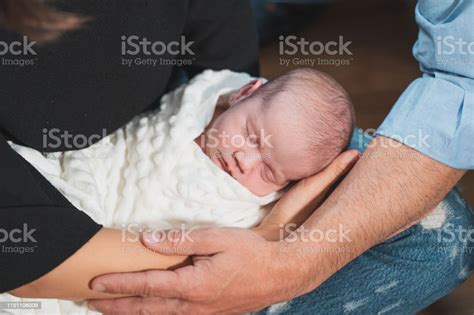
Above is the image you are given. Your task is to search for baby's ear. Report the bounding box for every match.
[229,79,263,105]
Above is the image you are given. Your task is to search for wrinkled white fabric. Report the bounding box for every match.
[3,70,279,314]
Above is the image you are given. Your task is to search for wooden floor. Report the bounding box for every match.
[258,0,473,313]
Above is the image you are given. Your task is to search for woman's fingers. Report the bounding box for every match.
[261,150,360,229]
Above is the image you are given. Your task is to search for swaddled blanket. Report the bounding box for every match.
[3,70,279,314]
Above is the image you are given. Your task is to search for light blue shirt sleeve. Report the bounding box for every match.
[375,0,474,169]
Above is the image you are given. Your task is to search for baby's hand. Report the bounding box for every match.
[253,150,360,241]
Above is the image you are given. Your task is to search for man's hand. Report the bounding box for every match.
[87,150,360,314]
[89,228,300,314]
[88,137,465,314]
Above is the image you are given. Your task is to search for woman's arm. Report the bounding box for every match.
[9,228,188,301]
[9,225,276,301]
[0,133,105,294]
[9,224,280,301]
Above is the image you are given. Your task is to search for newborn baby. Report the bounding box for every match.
[196,68,354,196]
[9,69,354,228]
[4,69,354,314]
[9,69,354,231]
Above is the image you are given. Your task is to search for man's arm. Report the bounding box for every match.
[87,138,465,314]
[300,0,474,289]
[285,136,465,293]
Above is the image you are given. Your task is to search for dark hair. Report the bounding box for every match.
[0,0,87,42]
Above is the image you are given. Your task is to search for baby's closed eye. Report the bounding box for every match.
[261,164,276,184]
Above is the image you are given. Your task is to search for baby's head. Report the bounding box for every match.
[203,68,354,196]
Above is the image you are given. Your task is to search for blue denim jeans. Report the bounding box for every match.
[257,129,474,315]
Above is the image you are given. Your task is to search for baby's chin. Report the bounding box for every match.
[234,178,273,197]
[228,174,278,197]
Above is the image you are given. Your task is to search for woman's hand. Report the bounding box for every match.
[254,150,360,241]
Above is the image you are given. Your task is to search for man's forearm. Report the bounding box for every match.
[286,136,466,294]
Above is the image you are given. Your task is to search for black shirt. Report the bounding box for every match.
[0,0,258,292]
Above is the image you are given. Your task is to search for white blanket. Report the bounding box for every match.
[2,70,279,314]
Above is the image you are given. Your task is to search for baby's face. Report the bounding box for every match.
[200,81,313,196]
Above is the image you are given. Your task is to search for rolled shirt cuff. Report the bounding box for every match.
[375,76,474,169]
